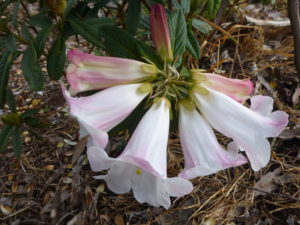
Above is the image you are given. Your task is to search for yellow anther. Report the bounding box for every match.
[136,168,142,175]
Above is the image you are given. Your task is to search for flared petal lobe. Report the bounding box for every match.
[191,70,253,103]
[67,49,157,92]
[191,87,288,171]
[150,4,173,62]
[62,83,151,148]
[87,98,193,208]
[179,104,247,179]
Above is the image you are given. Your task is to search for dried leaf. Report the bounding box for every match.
[279,128,300,139]
[114,214,125,225]
[254,168,281,196]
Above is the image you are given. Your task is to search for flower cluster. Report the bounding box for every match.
[62,4,288,209]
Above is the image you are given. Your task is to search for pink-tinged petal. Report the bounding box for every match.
[67,49,157,92]
[87,145,112,171]
[178,104,247,179]
[165,177,194,197]
[89,146,193,209]
[191,87,288,171]
[150,4,173,62]
[62,83,151,148]
[191,70,254,103]
[119,97,170,178]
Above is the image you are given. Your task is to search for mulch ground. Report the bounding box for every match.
[0,2,300,225]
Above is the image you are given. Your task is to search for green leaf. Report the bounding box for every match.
[171,0,180,8]
[186,30,200,59]
[34,24,53,57]
[21,44,44,91]
[6,88,16,112]
[168,9,187,59]
[0,52,13,109]
[0,124,14,153]
[126,0,141,35]
[181,0,190,14]
[192,18,212,34]
[69,18,103,48]
[12,126,22,158]
[207,0,221,20]
[47,35,66,80]
[136,42,162,68]
[100,25,141,60]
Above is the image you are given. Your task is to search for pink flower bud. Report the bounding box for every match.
[150,4,173,62]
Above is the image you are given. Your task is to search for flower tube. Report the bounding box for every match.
[191,87,288,171]
[62,83,152,148]
[191,70,254,103]
[178,102,247,179]
[67,49,157,93]
[88,98,193,208]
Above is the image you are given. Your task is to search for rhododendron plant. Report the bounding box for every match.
[62,3,288,208]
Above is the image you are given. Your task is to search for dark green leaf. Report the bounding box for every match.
[6,88,16,112]
[29,13,52,28]
[23,116,50,128]
[64,0,78,17]
[168,9,187,59]
[100,25,141,60]
[20,108,39,120]
[94,0,111,8]
[136,42,162,68]
[0,124,14,152]
[126,0,141,35]
[192,18,212,34]
[12,0,20,27]
[12,126,22,158]
[34,24,53,57]
[21,25,33,42]
[69,18,103,48]
[207,0,221,20]
[0,52,13,109]
[186,30,200,59]
[6,33,17,53]
[109,98,147,136]
[21,44,44,91]
[47,35,66,80]
[84,18,113,28]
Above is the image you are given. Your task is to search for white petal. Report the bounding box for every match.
[165,177,193,197]
[62,83,150,148]
[192,88,288,171]
[95,162,135,194]
[87,146,112,171]
[132,169,171,209]
[119,97,170,177]
[179,105,247,179]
